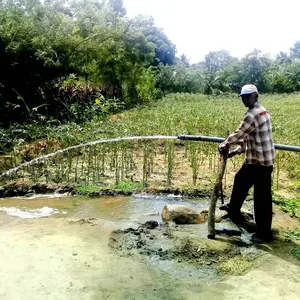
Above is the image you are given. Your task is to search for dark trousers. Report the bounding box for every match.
[229,164,273,237]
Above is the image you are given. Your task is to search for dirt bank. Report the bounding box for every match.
[0,182,212,198]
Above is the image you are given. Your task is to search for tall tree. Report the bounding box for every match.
[204,50,237,73]
[129,15,176,66]
[290,41,300,58]
[108,0,126,17]
[228,49,271,93]
[0,0,157,125]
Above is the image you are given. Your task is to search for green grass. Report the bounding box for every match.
[6,93,300,159]
[84,93,300,145]
[5,93,300,151]
[291,248,300,261]
[76,181,144,195]
[273,195,300,219]
[284,230,300,241]
[113,180,144,191]
[75,185,102,195]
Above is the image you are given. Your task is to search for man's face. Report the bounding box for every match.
[241,93,257,107]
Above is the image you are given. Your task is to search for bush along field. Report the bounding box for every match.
[1,93,300,218]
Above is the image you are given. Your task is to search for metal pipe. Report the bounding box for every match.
[178,135,224,143]
[178,135,300,153]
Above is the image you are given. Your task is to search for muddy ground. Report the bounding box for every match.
[0,201,300,300]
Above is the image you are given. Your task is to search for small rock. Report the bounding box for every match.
[144,221,159,230]
[133,231,141,236]
[162,204,208,224]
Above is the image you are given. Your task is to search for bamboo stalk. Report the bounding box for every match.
[207,154,227,239]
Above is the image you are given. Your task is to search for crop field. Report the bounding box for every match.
[1,93,300,199]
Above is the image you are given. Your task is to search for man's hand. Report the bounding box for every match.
[218,142,229,157]
[228,144,244,158]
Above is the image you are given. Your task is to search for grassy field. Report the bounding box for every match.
[4,92,300,153]
[85,92,300,184]
[1,93,300,218]
[88,93,300,144]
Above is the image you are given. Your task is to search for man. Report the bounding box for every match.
[219,84,275,242]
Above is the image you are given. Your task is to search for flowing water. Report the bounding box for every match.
[0,193,209,221]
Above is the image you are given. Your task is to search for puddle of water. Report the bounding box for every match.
[0,194,210,221]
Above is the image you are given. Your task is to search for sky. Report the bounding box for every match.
[124,0,300,63]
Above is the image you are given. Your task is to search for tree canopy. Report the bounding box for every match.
[1,0,300,126]
[0,0,176,125]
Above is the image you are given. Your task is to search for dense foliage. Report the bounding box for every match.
[158,48,300,95]
[1,0,300,128]
[0,0,175,126]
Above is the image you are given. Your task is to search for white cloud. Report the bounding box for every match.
[124,0,300,62]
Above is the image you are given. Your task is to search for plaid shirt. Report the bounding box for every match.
[224,102,275,166]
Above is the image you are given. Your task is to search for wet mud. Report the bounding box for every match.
[109,220,259,277]
[0,182,74,197]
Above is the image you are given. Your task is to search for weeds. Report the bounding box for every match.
[284,230,300,241]
[76,185,102,195]
[76,180,143,195]
[273,195,300,219]
[291,248,300,261]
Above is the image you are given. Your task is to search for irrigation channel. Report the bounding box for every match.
[0,136,300,299]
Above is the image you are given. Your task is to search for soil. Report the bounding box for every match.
[0,182,75,198]
[0,201,300,300]
[109,221,244,267]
